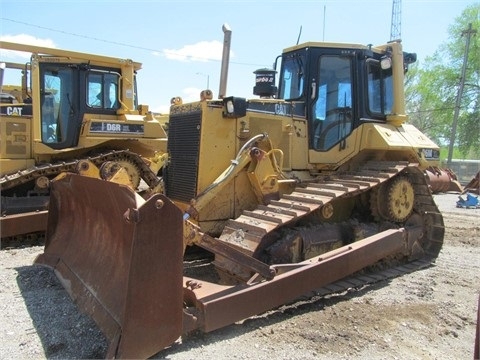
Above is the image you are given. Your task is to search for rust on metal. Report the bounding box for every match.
[185,228,406,333]
[463,171,479,195]
[425,166,463,193]
[199,234,276,280]
[0,210,48,238]
[35,174,184,359]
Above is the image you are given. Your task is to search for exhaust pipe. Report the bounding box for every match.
[218,23,232,99]
[0,62,5,93]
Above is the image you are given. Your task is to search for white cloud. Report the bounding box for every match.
[181,87,204,102]
[162,40,232,62]
[154,103,171,115]
[0,34,56,59]
[152,87,205,114]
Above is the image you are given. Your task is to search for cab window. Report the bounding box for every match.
[87,72,119,110]
[367,59,393,115]
[279,53,305,100]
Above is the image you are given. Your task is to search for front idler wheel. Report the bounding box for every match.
[371,176,415,223]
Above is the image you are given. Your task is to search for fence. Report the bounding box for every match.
[442,159,480,185]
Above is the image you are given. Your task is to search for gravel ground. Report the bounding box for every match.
[0,192,479,359]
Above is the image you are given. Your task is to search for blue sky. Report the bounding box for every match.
[0,0,476,113]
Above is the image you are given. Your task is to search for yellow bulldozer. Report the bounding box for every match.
[0,42,169,246]
[35,27,445,359]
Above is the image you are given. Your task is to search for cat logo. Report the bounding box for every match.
[274,103,287,115]
[6,107,23,116]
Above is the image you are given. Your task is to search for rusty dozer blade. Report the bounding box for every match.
[35,174,184,359]
[425,166,463,193]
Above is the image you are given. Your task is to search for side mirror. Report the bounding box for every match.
[404,52,417,65]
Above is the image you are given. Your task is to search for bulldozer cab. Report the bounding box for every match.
[277,42,407,163]
[38,62,123,149]
[0,61,32,114]
[1,52,133,150]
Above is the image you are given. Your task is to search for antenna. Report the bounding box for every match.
[296,26,302,45]
[322,5,326,41]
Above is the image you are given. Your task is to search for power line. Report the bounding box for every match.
[0,17,267,67]
[1,18,159,52]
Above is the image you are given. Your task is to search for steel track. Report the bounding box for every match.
[0,149,160,192]
[217,160,444,278]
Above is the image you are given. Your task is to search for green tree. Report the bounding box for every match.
[406,4,480,159]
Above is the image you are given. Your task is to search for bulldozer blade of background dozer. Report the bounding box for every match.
[425,167,464,193]
[35,174,184,359]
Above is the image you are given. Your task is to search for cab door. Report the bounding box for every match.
[308,53,357,166]
[39,63,80,149]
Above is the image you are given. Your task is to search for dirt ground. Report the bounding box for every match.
[0,193,479,360]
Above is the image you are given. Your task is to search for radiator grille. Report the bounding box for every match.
[165,110,202,202]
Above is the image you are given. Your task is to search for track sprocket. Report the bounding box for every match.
[100,158,142,189]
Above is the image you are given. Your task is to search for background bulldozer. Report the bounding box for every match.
[0,42,169,246]
[36,27,445,359]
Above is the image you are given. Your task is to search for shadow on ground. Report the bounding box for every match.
[16,264,107,359]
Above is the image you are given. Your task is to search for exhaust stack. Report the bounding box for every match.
[0,62,5,93]
[218,23,232,98]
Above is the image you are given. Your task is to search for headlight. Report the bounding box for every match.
[222,96,247,118]
[421,148,440,160]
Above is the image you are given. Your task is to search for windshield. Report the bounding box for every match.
[278,53,305,100]
[311,56,353,150]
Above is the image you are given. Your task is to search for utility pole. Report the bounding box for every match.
[447,23,476,167]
